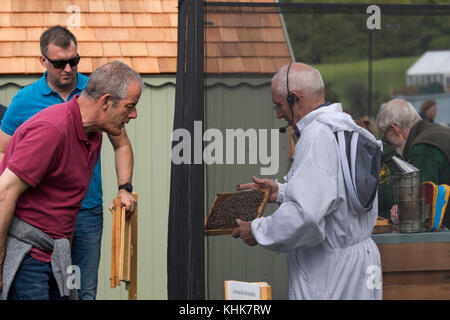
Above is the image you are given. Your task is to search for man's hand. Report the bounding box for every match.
[232,219,258,247]
[236,176,278,202]
[390,204,399,225]
[108,189,137,215]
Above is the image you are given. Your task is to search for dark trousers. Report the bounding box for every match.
[8,254,67,300]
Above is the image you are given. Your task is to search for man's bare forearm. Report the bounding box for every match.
[114,142,133,186]
[0,169,30,266]
[0,196,18,266]
[107,130,136,213]
[108,129,134,186]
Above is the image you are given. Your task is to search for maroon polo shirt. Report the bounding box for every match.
[0,95,102,262]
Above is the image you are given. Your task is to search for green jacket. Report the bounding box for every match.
[404,120,450,185]
[407,144,450,185]
[404,120,450,228]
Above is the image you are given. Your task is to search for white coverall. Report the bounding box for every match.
[251,103,382,300]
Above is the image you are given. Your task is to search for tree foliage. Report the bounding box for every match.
[278,0,450,115]
[280,0,450,64]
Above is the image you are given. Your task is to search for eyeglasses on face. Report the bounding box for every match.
[272,103,283,112]
[43,54,80,69]
[381,123,399,144]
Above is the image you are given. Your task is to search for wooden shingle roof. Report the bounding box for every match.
[0,0,291,74]
[205,0,292,73]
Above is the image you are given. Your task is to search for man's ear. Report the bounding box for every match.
[39,56,47,69]
[291,92,302,107]
[99,94,112,110]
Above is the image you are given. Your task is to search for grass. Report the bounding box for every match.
[314,56,419,114]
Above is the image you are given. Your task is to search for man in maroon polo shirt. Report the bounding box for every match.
[0,61,143,300]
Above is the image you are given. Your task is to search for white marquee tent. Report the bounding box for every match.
[406,51,450,92]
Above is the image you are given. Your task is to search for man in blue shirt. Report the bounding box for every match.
[0,26,136,300]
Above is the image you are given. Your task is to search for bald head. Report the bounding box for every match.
[271,62,326,126]
[272,62,325,101]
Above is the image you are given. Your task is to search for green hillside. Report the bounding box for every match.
[314,56,418,116]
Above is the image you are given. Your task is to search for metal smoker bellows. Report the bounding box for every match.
[392,156,425,233]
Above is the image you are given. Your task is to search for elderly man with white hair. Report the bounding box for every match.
[376,98,450,228]
[233,62,383,300]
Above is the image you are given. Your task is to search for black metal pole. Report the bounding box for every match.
[167,0,205,300]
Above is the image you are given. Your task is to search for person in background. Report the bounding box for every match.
[376,98,450,227]
[233,62,382,300]
[355,116,377,137]
[0,26,136,300]
[419,99,437,123]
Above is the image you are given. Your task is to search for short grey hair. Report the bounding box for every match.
[83,61,144,106]
[272,63,325,99]
[376,99,421,131]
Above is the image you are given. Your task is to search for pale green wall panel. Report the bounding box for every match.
[0,76,40,106]
[204,76,290,300]
[97,77,175,300]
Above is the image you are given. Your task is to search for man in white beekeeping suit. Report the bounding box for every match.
[232,62,383,300]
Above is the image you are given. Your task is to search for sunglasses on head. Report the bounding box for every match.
[43,54,80,69]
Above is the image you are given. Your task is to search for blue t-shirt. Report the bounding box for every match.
[1,72,103,209]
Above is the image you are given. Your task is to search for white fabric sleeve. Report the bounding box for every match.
[275,181,286,204]
[251,148,339,253]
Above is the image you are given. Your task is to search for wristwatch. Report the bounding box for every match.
[118,182,133,193]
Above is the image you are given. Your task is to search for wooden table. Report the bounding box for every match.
[372,231,450,300]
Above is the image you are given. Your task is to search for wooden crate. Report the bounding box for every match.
[204,189,270,236]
